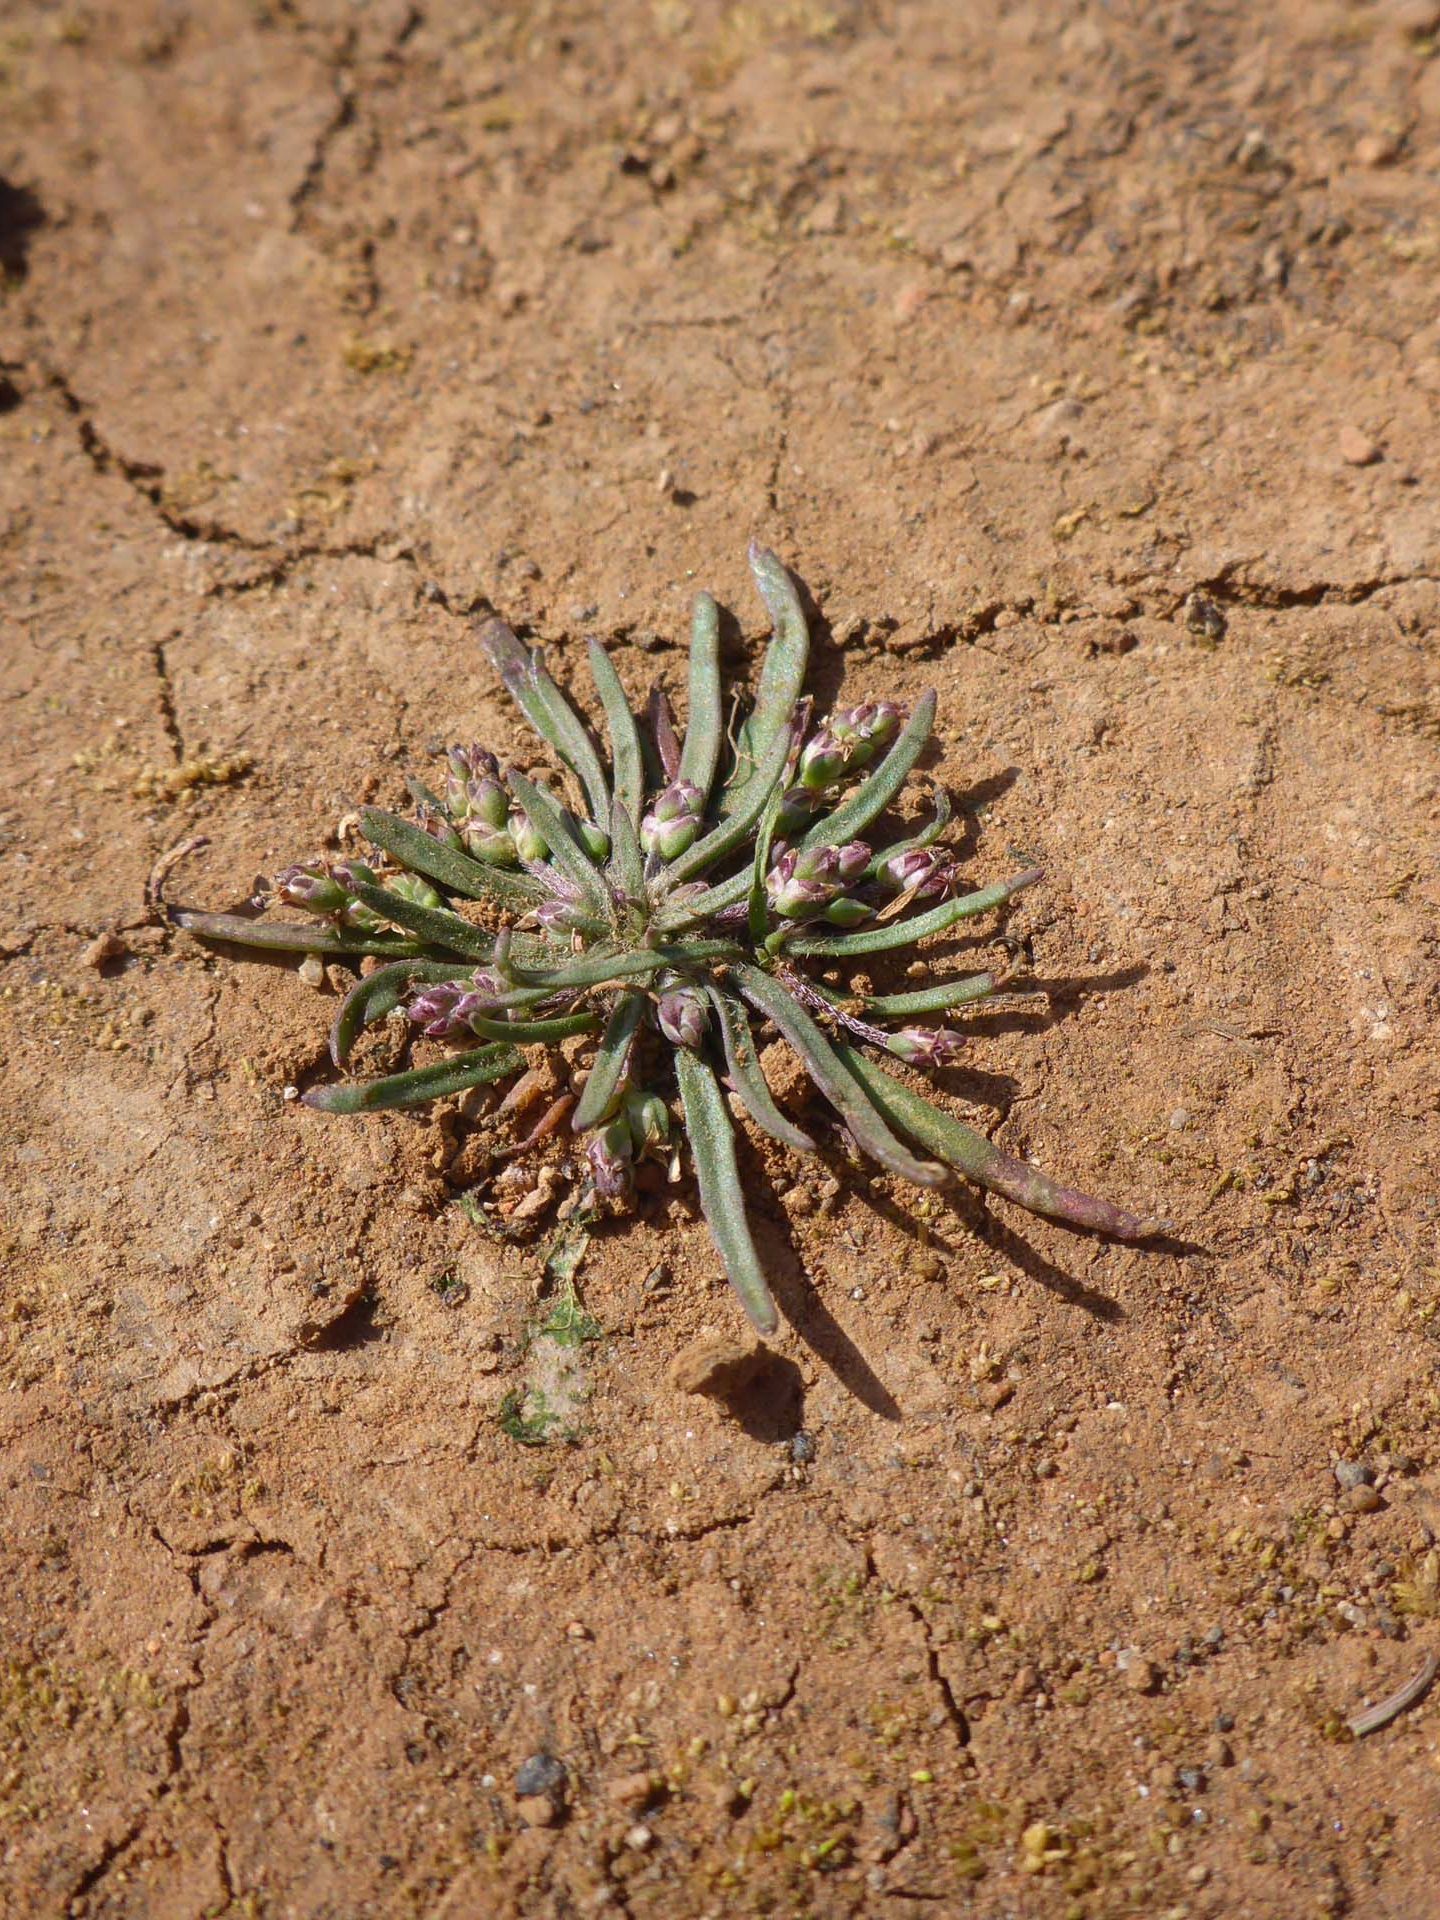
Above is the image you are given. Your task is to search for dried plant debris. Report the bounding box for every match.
[178,546,1156,1329]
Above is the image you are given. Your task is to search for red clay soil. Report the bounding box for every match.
[4,3,1440,1916]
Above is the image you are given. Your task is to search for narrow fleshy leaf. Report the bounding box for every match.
[850,972,997,1019]
[331,959,474,1067]
[748,787,785,947]
[678,591,723,804]
[799,692,937,855]
[648,686,682,783]
[505,772,611,917]
[607,796,646,899]
[587,639,644,823]
[405,772,449,816]
[469,1010,599,1044]
[705,985,816,1154]
[657,716,796,892]
[175,909,426,959]
[834,1044,1153,1239]
[721,543,809,816]
[305,1042,524,1114]
[867,785,952,871]
[789,869,1043,958]
[572,988,646,1132]
[359,808,544,910]
[730,962,946,1188]
[479,617,611,824]
[675,1046,779,1334]
[344,877,497,962]
[508,937,739,993]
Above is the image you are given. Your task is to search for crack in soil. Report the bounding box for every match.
[150,639,184,762]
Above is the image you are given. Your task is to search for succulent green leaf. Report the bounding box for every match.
[331,959,474,1067]
[504,772,612,917]
[607,796,646,899]
[867,786,952,871]
[833,1044,1153,1238]
[479,617,611,825]
[587,639,644,824]
[730,962,946,1187]
[344,877,497,962]
[845,971,996,1019]
[572,989,647,1132]
[719,543,808,817]
[657,716,796,893]
[469,1010,599,1044]
[788,868,1042,958]
[175,909,427,959]
[359,808,544,910]
[705,985,816,1154]
[405,773,449,816]
[678,592,723,804]
[304,1041,523,1113]
[675,1046,779,1334]
[747,787,785,947]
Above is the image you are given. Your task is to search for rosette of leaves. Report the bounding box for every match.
[178,544,1152,1333]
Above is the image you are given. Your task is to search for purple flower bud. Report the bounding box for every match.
[533,898,595,933]
[656,986,709,1050]
[409,980,480,1039]
[444,745,502,819]
[467,775,511,832]
[797,727,847,792]
[578,819,611,862]
[640,780,703,859]
[765,843,870,920]
[418,806,464,851]
[273,863,349,915]
[765,847,833,918]
[509,807,548,863]
[588,1119,634,1198]
[830,701,904,758]
[328,860,386,931]
[885,1026,965,1066]
[833,841,873,883]
[880,845,958,898]
[461,817,520,866]
[624,1089,671,1154]
[776,786,821,833]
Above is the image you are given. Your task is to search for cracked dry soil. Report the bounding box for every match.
[3,3,1440,1916]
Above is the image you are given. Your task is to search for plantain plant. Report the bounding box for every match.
[178,545,1153,1332]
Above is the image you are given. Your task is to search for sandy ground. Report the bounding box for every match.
[4,2,1440,1914]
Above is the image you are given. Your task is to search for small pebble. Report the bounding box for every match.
[1177,1767,1207,1794]
[1338,424,1381,467]
[83,929,129,969]
[1343,1484,1384,1514]
[1353,132,1399,170]
[623,1823,653,1851]
[790,1431,817,1465]
[1125,1658,1161,1695]
[606,1773,655,1809]
[516,1794,558,1828]
[1334,1460,1375,1490]
[515,1752,567,1799]
[1205,1736,1234,1768]
[667,1329,764,1398]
